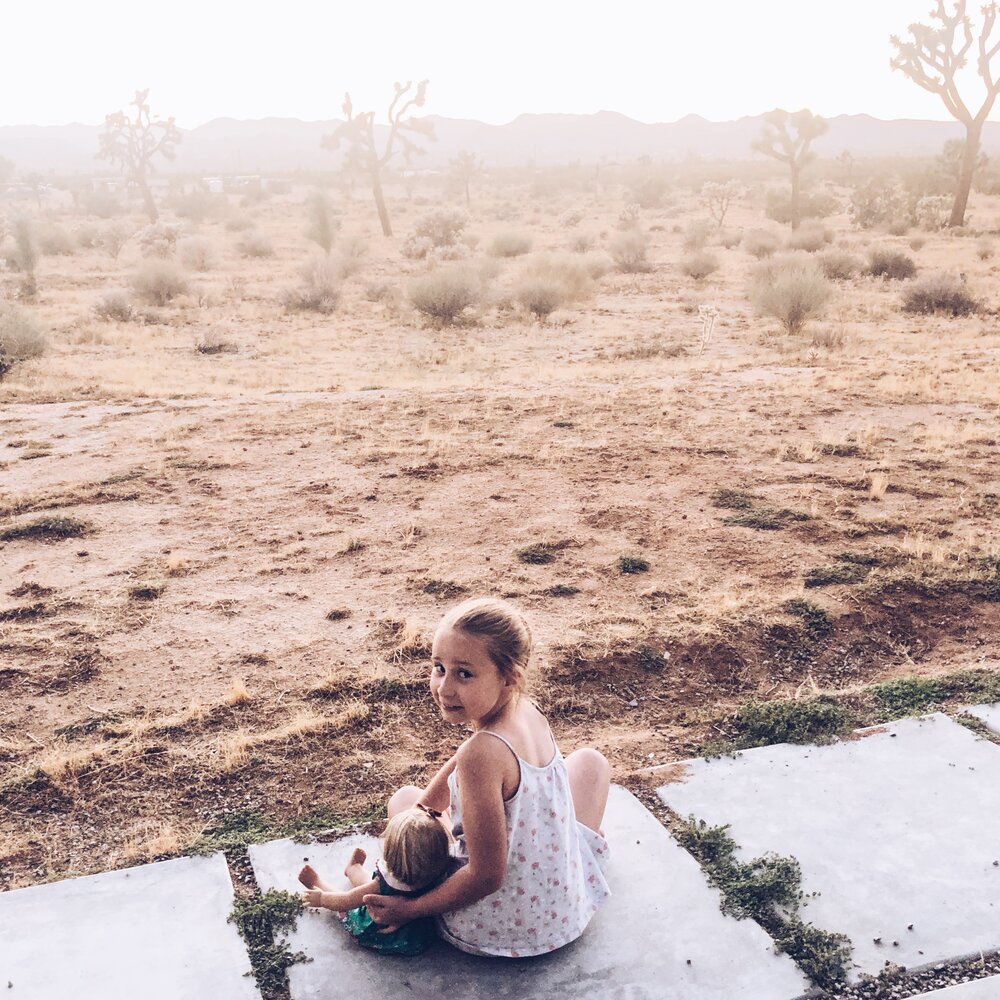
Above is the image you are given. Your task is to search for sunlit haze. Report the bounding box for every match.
[4,0,996,127]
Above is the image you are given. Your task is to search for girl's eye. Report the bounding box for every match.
[432,663,444,674]
[458,670,473,680]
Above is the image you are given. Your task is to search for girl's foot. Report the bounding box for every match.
[344,847,367,877]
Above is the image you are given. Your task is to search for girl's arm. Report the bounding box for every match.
[364,736,510,926]
[419,752,460,813]
[303,877,379,912]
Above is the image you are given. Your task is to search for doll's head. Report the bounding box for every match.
[381,806,450,890]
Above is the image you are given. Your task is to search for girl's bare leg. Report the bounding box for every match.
[565,748,611,833]
[344,847,368,888]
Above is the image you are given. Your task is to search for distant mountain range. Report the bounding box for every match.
[0,111,993,175]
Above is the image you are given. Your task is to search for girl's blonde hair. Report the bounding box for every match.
[440,597,532,694]
[382,807,450,889]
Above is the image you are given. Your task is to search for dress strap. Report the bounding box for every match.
[477,729,518,755]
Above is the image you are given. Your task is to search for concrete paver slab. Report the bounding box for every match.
[964,702,1000,736]
[0,853,259,1000]
[249,785,810,1000]
[657,713,1000,982]
[915,976,1000,998]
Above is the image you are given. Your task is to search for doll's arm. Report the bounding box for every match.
[303,877,379,912]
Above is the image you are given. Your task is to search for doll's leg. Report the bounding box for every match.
[565,748,610,833]
[344,847,369,887]
[298,864,338,893]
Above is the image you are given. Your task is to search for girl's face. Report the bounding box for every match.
[430,624,511,728]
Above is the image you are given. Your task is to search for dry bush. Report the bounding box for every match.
[976,236,994,260]
[225,213,253,232]
[609,230,651,273]
[364,280,403,309]
[177,235,216,272]
[490,231,533,258]
[866,248,917,280]
[908,235,926,252]
[336,234,368,277]
[136,222,181,258]
[235,229,274,258]
[305,190,340,253]
[408,266,483,325]
[130,260,190,306]
[567,231,595,253]
[74,224,101,249]
[742,228,780,259]
[818,249,861,281]
[414,209,467,247]
[0,301,46,376]
[717,230,742,249]
[682,220,712,252]
[94,289,136,322]
[514,276,566,318]
[679,249,720,281]
[282,255,341,314]
[901,272,980,316]
[195,329,238,355]
[79,189,124,218]
[35,222,76,256]
[100,222,133,260]
[750,253,832,335]
[786,223,832,253]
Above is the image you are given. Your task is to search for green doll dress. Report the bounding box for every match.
[341,862,437,957]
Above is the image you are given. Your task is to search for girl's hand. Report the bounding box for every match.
[363,893,415,931]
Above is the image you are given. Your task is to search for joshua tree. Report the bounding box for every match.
[97,90,181,223]
[752,109,828,230]
[700,180,739,229]
[449,150,483,207]
[0,156,14,184]
[323,81,434,237]
[892,1,1000,227]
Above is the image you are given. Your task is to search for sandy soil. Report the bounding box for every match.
[1,176,998,890]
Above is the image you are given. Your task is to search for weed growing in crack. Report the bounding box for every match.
[617,554,650,574]
[229,889,308,998]
[676,817,852,989]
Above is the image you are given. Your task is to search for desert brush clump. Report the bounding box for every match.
[305,189,340,252]
[750,253,831,334]
[489,231,533,258]
[94,289,136,322]
[741,228,780,259]
[679,249,720,281]
[408,266,483,325]
[177,235,216,272]
[130,260,190,306]
[866,248,916,280]
[785,222,832,253]
[608,229,651,273]
[512,252,598,317]
[817,249,861,280]
[901,272,980,316]
[0,301,47,378]
[282,255,341,314]
[135,221,181,258]
[236,229,274,258]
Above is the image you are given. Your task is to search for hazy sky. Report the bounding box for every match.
[4,0,998,128]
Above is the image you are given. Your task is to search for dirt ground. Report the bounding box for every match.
[1,174,998,891]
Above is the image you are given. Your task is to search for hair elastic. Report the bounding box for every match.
[415,802,442,820]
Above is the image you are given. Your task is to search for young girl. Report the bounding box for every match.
[362,597,612,958]
[299,805,450,957]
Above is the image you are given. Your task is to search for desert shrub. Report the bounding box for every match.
[817,249,860,281]
[177,235,216,271]
[225,213,254,232]
[682,220,712,252]
[765,189,839,224]
[136,222,182,258]
[567,231,595,253]
[413,209,467,248]
[364,281,402,309]
[400,235,434,260]
[35,222,75,256]
[282,255,341,314]
[742,229,780,259]
[490,231,533,258]
[428,243,472,263]
[901,272,980,316]
[909,235,926,252]
[866,248,916,280]
[304,190,339,253]
[914,195,952,231]
[79,190,124,218]
[616,203,641,230]
[74,224,101,249]
[609,230,651,273]
[849,179,910,230]
[169,186,221,222]
[559,210,584,228]
[408,266,483,325]
[579,251,613,280]
[679,249,720,281]
[236,229,274,258]
[94,289,136,322]
[100,222,133,260]
[130,260,189,306]
[750,253,832,335]
[717,230,742,249]
[0,301,46,377]
[335,234,368,277]
[885,216,911,236]
[513,276,566,318]
[786,223,832,253]
[976,236,994,260]
[625,166,669,209]
[10,217,38,298]
[195,330,238,355]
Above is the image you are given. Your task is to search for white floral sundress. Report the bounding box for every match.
[438,730,611,957]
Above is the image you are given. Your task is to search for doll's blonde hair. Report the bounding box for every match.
[440,597,532,694]
[382,807,450,889]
